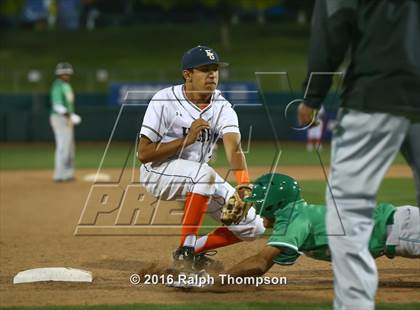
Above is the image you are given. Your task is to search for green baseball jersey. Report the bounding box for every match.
[267,200,396,265]
[50,79,74,115]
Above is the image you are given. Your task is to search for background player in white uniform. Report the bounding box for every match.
[138,46,265,270]
[50,62,81,182]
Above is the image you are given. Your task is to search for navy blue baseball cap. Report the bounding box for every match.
[182,45,229,70]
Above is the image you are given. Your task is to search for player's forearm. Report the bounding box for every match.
[223,133,247,171]
[228,149,247,171]
[138,138,188,164]
[223,254,272,278]
[217,246,279,283]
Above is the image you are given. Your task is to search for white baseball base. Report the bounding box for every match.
[13,267,92,284]
[82,173,111,182]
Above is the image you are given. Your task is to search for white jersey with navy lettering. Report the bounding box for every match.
[139,84,265,239]
[140,84,240,164]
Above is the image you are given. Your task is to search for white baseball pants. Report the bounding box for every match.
[50,114,75,181]
[140,159,265,240]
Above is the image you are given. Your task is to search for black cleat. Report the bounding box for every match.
[172,246,195,272]
[193,250,224,272]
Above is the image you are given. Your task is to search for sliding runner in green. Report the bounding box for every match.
[221,173,419,278]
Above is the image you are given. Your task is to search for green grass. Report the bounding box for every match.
[0,142,408,171]
[300,178,417,206]
[0,23,310,93]
[2,303,420,310]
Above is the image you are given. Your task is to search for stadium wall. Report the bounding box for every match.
[0,93,338,142]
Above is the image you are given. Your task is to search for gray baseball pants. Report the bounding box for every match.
[387,205,420,258]
[50,114,75,181]
[325,108,420,310]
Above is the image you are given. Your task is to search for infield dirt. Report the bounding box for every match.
[0,166,419,307]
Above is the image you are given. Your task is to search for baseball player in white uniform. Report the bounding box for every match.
[50,62,81,182]
[138,46,265,271]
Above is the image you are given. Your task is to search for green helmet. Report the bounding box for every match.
[245,173,301,220]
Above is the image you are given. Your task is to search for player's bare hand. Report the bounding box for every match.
[297,103,319,128]
[185,118,209,145]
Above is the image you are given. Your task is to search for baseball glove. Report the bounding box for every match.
[220,185,253,225]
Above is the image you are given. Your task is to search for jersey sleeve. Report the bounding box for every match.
[217,104,240,136]
[62,83,75,113]
[268,216,311,265]
[303,0,356,108]
[272,249,301,265]
[140,95,168,142]
[51,81,67,114]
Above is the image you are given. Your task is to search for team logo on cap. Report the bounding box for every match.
[205,49,215,60]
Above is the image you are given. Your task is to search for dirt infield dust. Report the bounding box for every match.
[0,167,419,307]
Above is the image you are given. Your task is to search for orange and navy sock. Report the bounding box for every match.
[179,192,209,248]
[194,226,242,253]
